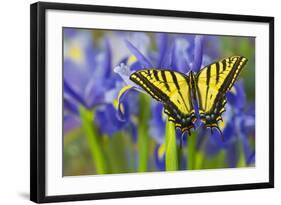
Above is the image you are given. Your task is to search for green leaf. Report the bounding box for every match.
[103,133,132,174]
[165,118,178,171]
[79,106,107,174]
[194,151,204,169]
[204,150,226,169]
[138,94,151,172]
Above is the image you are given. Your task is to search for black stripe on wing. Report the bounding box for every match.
[200,96,226,126]
[196,56,247,136]
[217,56,248,97]
[130,70,196,133]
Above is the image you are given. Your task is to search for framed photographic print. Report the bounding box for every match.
[30,1,274,203]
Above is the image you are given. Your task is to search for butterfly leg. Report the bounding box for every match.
[215,126,224,142]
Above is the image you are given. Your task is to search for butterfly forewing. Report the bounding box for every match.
[195,56,248,128]
[130,69,196,132]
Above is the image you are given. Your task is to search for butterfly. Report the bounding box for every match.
[130,56,248,135]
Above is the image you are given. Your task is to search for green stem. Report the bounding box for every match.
[103,132,129,174]
[237,140,246,167]
[216,150,226,168]
[194,151,204,169]
[79,106,107,174]
[187,132,196,170]
[138,94,150,172]
[165,118,178,171]
[177,135,183,170]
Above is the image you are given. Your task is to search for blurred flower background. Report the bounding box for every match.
[63,28,255,176]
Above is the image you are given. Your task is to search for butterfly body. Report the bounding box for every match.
[130,56,248,134]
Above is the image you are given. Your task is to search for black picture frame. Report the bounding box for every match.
[30,1,274,203]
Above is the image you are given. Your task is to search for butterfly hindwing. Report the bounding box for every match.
[195,56,248,128]
[130,69,196,132]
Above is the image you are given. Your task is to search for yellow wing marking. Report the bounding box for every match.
[130,69,196,132]
[196,56,247,113]
[130,69,193,115]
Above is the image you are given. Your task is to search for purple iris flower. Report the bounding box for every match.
[64,32,113,109]
[205,81,255,167]
[63,29,134,137]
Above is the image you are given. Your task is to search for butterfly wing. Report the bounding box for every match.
[130,69,196,132]
[195,56,248,129]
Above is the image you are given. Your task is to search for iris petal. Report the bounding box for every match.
[192,35,204,72]
[149,102,165,144]
[156,33,169,68]
[227,80,246,110]
[95,104,127,136]
[113,85,134,121]
[247,151,255,165]
[64,80,86,107]
[125,40,153,68]
[154,144,166,171]
[64,96,79,114]
[64,114,81,134]
[103,38,112,78]
[172,38,191,73]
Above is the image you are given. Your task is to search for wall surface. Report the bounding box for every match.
[0,0,279,204]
